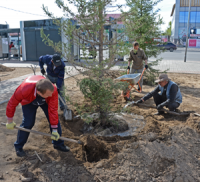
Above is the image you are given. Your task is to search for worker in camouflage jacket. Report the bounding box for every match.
[127,41,148,91]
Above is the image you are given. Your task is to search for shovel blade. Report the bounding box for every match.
[123,101,135,109]
[63,108,72,121]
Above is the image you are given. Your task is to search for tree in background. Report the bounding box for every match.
[41,0,131,124]
[123,0,165,85]
[164,21,172,41]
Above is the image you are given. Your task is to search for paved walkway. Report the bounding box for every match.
[149,60,200,74]
[1,57,200,74]
[0,73,35,104]
[0,58,200,102]
[0,69,80,103]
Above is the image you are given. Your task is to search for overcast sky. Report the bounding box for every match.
[0,0,175,31]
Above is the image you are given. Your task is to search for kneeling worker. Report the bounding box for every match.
[6,75,70,157]
[136,74,182,115]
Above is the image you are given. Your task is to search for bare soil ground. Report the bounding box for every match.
[0,72,200,182]
[0,66,40,81]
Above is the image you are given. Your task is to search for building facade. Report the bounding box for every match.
[171,0,200,47]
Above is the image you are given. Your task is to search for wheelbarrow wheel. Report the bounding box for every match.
[123,92,132,101]
[122,90,132,102]
[124,96,131,102]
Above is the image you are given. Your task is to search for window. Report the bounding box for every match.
[179,11,200,23]
[197,12,200,23]
[184,12,188,23]
[179,12,185,22]
[179,12,188,23]
[190,12,196,23]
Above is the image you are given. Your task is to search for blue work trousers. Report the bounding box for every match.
[14,102,64,150]
[47,74,66,109]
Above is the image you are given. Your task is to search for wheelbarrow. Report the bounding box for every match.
[115,68,146,101]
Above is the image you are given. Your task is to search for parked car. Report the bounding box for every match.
[156,42,177,52]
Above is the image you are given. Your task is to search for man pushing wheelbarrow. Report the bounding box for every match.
[118,41,148,101]
[127,41,148,91]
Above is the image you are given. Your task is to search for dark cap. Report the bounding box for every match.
[52,54,62,67]
[133,41,139,47]
[155,74,170,83]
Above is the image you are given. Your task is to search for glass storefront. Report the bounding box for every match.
[179,11,200,23]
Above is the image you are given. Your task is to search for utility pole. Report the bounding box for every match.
[184,0,191,62]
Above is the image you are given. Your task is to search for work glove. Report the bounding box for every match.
[145,65,148,69]
[51,131,60,141]
[157,99,170,110]
[6,122,16,130]
[41,68,46,75]
[157,104,164,110]
[136,99,143,104]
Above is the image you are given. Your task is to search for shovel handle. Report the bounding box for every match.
[135,103,189,116]
[58,94,68,109]
[44,74,68,109]
[1,123,82,145]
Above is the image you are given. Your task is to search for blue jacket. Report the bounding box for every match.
[158,80,182,104]
[39,55,65,89]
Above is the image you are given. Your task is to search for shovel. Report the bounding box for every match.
[1,122,83,145]
[44,74,72,121]
[58,93,72,121]
[123,101,190,116]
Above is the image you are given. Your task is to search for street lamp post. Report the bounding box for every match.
[184,0,191,62]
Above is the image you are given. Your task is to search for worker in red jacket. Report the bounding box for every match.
[6,75,70,157]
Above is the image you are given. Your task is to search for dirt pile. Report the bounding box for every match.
[89,125,200,182]
[0,64,15,72]
[61,72,200,181]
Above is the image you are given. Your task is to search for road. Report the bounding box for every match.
[149,47,200,62]
[1,47,200,74]
[119,47,200,74]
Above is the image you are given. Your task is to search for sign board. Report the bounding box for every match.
[188,39,196,47]
[196,39,200,48]
[196,29,200,34]
[190,34,200,37]
[188,39,200,48]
